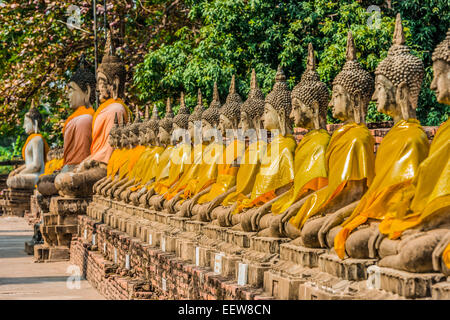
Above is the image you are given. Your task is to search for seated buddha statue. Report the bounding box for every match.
[275,32,376,247]
[7,101,49,190]
[215,66,297,229]
[254,43,331,236]
[148,90,205,210]
[177,75,246,218]
[54,31,131,198]
[195,69,266,223]
[357,28,450,274]
[332,14,430,260]
[118,98,176,202]
[140,93,192,205]
[37,56,95,196]
[161,82,223,214]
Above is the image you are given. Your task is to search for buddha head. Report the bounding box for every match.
[219,75,242,134]
[173,92,190,131]
[97,31,126,103]
[129,106,141,146]
[108,112,120,148]
[431,28,450,105]
[240,69,265,133]
[188,89,205,142]
[373,14,424,121]
[146,104,160,146]
[24,100,42,135]
[201,82,221,141]
[291,43,329,129]
[158,98,174,145]
[120,119,132,148]
[68,55,96,110]
[330,31,374,124]
[263,65,292,136]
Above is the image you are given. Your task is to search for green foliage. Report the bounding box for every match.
[134,0,450,125]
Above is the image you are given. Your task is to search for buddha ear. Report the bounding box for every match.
[352,91,363,123]
[278,107,287,136]
[312,101,320,129]
[85,86,92,107]
[396,81,411,120]
[112,76,120,100]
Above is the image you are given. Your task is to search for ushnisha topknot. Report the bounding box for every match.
[202,82,221,126]
[97,30,126,98]
[241,69,265,118]
[69,54,96,104]
[25,99,42,129]
[173,92,190,129]
[292,43,329,119]
[220,75,243,125]
[375,14,424,109]
[147,104,160,134]
[432,28,450,63]
[265,65,292,116]
[159,98,174,133]
[189,89,205,123]
[333,31,374,106]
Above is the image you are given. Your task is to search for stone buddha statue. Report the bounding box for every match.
[197,69,266,222]
[332,14,430,260]
[205,69,266,223]
[216,66,297,229]
[277,32,376,247]
[37,56,96,196]
[162,82,223,214]
[254,43,331,236]
[54,31,130,198]
[357,27,450,274]
[148,90,205,209]
[178,75,246,218]
[7,101,49,190]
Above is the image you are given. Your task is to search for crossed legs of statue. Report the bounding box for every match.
[55,162,106,198]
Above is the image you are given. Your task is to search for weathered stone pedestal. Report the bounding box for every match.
[0,188,33,217]
[35,196,90,262]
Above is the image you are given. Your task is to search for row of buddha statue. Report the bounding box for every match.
[7,14,449,277]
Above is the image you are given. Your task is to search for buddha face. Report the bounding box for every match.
[146,128,157,145]
[202,119,214,141]
[158,127,171,145]
[23,115,34,135]
[67,81,89,110]
[262,103,280,131]
[239,111,251,131]
[138,127,147,145]
[188,121,195,140]
[291,97,314,129]
[372,75,400,119]
[329,85,351,122]
[97,71,119,103]
[219,114,233,133]
[108,133,116,148]
[431,60,450,105]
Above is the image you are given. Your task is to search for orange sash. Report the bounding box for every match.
[22,133,49,163]
[63,106,94,135]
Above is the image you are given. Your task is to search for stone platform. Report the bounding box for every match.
[0,188,33,217]
[71,194,449,300]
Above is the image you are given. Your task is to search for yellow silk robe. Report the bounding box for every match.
[444,243,450,270]
[128,146,156,184]
[221,140,267,206]
[235,134,297,213]
[137,146,165,186]
[153,143,192,194]
[107,148,128,180]
[182,142,226,199]
[378,119,450,239]
[146,145,175,189]
[334,119,429,258]
[271,129,330,215]
[197,139,246,204]
[165,143,209,200]
[289,122,375,230]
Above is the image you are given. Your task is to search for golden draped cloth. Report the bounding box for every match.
[221,140,266,206]
[136,146,165,186]
[165,143,208,200]
[22,133,49,163]
[334,119,429,258]
[377,119,450,239]
[235,134,297,214]
[112,148,134,181]
[289,122,375,230]
[40,158,64,177]
[271,129,330,215]
[182,142,225,199]
[197,139,246,204]
[143,145,175,191]
[107,148,125,179]
[153,143,192,195]
[444,243,450,270]
[127,146,154,182]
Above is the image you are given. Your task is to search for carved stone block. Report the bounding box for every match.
[250,237,290,254]
[318,253,376,281]
[431,281,450,300]
[280,243,326,268]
